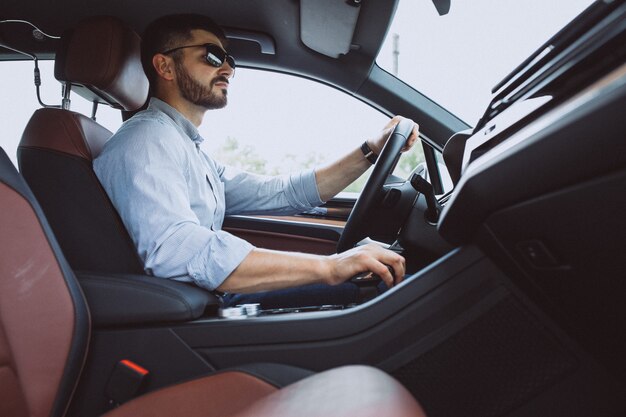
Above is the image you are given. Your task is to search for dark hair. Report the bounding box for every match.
[141,14,227,86]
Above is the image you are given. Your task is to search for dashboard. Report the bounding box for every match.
[439,63,626,246]
[437,61,626,381]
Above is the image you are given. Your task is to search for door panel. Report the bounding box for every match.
[223,213,344,255]
[225,226,338,255]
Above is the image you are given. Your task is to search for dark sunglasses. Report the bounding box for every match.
[161,43,236,70]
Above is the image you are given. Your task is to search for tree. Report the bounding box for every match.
[210,137,426,194]
[212,136,268,174]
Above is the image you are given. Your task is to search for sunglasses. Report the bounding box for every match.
[161,43,236,70]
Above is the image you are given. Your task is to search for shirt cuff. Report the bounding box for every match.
[186,230,255,290]
[297,169,324,206]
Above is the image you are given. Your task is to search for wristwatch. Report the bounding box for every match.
[360,141,378,164]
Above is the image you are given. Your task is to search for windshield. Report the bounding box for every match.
[377,0,595,126]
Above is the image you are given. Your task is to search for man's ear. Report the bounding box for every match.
[152,54,175,81]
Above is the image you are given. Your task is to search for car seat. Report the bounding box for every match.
[18,16,148,274]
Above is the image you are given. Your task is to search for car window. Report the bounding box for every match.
[0,59,122,167]
[198,68,424,194]
[1,63,425,194]
[377,0,594,125]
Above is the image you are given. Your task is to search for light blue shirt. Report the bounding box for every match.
[94,98,323,290]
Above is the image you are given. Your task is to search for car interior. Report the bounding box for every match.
[1,0,625,416]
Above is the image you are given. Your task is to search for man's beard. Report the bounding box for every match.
[174,60,228,110]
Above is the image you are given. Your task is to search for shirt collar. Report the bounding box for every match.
[148,97,204,145]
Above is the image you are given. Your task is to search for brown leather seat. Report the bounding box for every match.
[0,146,426,417]
[0,147,90,417]
[18,16,148,274]
[103,365,424,417]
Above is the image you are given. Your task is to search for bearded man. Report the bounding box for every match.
[94,14,419,308]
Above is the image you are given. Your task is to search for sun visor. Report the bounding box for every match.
[300,0,362,58]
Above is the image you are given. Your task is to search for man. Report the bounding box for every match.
[94,14,419,307]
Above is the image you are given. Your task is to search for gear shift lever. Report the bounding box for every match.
[410,173,442,225]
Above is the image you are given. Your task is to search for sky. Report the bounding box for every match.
[376,0,595,124]
[0,0,594,169]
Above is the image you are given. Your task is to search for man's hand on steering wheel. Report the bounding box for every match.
[367,116,419,157]
[337,117,419,253]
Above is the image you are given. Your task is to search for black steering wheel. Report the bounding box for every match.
[337,118,415,253]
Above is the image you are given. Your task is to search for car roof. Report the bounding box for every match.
[1,1,395,91]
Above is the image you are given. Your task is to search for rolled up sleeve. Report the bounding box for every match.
[220,163,324,215]
[147,219,253,290]
[186,230,253,290]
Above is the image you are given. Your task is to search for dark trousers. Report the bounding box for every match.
[221,281,388,309]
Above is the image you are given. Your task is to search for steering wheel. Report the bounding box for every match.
[337,118,415,253]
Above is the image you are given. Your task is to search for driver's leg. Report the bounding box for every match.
[221,282,361,309]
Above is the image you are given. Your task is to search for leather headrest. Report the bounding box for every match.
[54,16,149,111]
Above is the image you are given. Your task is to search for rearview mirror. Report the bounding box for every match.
[431,0,451,16]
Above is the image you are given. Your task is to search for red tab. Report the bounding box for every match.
[120,359,149,376]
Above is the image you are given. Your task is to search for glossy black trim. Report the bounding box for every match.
[224,215,342,241]
[440,66,626,245]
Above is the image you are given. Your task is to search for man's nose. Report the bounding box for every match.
[219,62,234,79]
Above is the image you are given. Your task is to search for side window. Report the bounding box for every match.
[198,68,425,194]
[0,63,427,194]
[0,60,122,167]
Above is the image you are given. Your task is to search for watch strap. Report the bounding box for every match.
[360,141,378,164]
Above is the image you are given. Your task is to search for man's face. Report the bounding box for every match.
[171,29,234,110]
